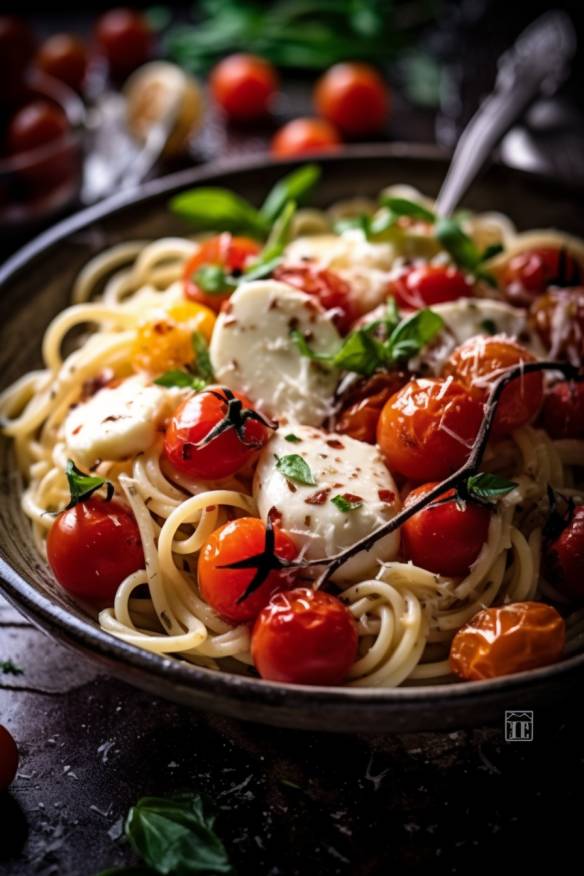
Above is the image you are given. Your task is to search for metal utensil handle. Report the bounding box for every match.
[435,10,576,217]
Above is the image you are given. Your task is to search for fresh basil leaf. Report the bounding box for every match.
[125,794,232,875]
[435,217,481,271]
[154,370,207,391]
[275,454,316,486]
[65,460,113,510]
[386,308,444,362]
[242,201,297,282]
[480,242,504,261]
[333,329,386,376]
[380,197,436,224]
[192,332,215,383]
[0,659,23,675]
[260,164,320,223]
[466,473,517,501]
[284,433,301,443]
[169,188,267,238]
[332,495,362,512]
[194,265,235,295]
[290,329,333,364]
[334,214,372,238]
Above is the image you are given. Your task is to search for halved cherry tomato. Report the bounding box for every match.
[544,505,584,601]
[541,380,584,439]
[377,377,483,482]
[336,371,410,444]
[36,34,88,92]
[0,725,19,791]
[530,287,584,364]
[388,264,473,310]
[198,517,298,624]
[46,498,144,601]
[183,234,262,313]
[7,101,69,155]
[502,247,583,306]
[402,483,490,577]
[445,336,543,438]
[95,8,152,80]
[314,62,389,137]
[271,118,341,158]
[164,386,272,481]
[450,602,565,680]
[251,587,357,685]
[273,263,357,333]
[210,53,278,121]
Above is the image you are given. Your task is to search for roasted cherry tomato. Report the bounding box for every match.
[402,483,490,578]
[450,602,565,680]
[502,246,583,306]
[530,287,584,364]
[132,301,215,375]
[377,378,483,482]
[198,517,298,624]
[7,101,69,155]
[271,118,341,158]
[336,371,410,444]
[314,62,389,137]
[95,8,152,80]
[0,725,19,791]
[540,380,584,439]
[183,233,262,313]
[251,587,358,685]
[445,336,543,438]
[544,505,584,601]
[388,264,473,310]
[273,263,357,333]
[164,386,272,481]
[46,498,144,601]
[36,34,88,92]
[210,53,278,121]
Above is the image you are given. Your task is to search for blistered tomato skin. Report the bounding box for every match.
[402,483,491,578]
[183,234,262,313]
[0,725,19,791]
[272,264,357,334]
[198,518,298,625]
[388,264,473,310]
[46,498,144,601]
[544,506,584,601]
[336,371,410,444]
[449,602,565,681]
[502,247,583,305]
[541,381,584,439]
[445,336,544,438]
[376,378,484,483]
[252,588,358,685]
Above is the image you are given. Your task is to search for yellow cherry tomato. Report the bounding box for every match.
[131,301,215,375]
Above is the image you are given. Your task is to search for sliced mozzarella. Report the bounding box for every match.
[209,280,340,427]
[253,425,401,582]
[64,374,179,467]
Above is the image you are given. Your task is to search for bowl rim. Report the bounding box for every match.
[1,142,583,711]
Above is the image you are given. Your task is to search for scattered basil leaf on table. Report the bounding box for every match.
[275,454,316,486]
[332,495,363,512]
[65,460,114,509]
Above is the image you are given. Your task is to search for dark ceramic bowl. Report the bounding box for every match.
[0,145,582,733]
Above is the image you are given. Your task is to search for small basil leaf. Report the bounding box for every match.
[0,659,23,675]
[65,460,114,510]
[435,217,481,272]
[379,197,436,224]
[284,433,301,443]
[290,329,333,365]
[192,332,215,383]
[125,794,232,875]
[386,308,444,362]
[332,495,362,512]
[154,370,207,390]
[480,242,504,262]
[169,188,267,238]
[260,164,320,223]
[466,473,517,501]
[334,214,372,238]
[275,454,316,486]
[333,330,386,376]
[194,265,236,295]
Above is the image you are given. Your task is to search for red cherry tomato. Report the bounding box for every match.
[388,264,473,310]
[377,377,483,483]
[210,54,278,121]
[336,371,410,444]
[251,587,358,685]
[36,34,88,92]
[541,381,584,439]
[314,62,389,137]
[530,287,584,364]
[0,725,19,791]
[502,247,583,305]
[272,263,357,333]
[450,602,565,680]
[46,498,144,601]
[95,8,152,80]
[271,118,341,158]
[198,517,298,624]
[164,386,271,481]
[445,336,543,438]
[0,17,35,102]
[183,233,262,313]
[544,505,584,601]
[402,483,491,577]
[7,101,69,155]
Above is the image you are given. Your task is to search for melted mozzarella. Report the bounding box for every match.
[209,280,340,427]
[64,374,179,467]
[253,425,401,582]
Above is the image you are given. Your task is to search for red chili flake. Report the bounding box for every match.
[286,481,297,493]
[326,438,344,449]
[341,493,363,504]
[81,368,116,400]
[378,489,396,503]
[305,488,331,506]
[267,506,283,526]
[153,321,173,335]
